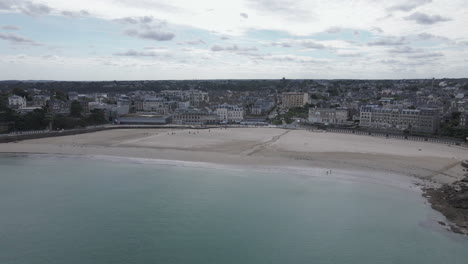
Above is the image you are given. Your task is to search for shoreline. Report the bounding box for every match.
[1,127,467,234]
[0,152,423,193]
[1,127,465,185]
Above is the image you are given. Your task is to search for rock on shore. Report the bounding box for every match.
[424,178,468,235]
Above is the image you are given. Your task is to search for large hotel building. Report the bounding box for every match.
[281,92,309,108]
[360,105,440,133]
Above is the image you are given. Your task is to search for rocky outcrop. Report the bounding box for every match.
[424,178,468,235]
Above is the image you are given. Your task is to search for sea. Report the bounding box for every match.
[0,154,467,264]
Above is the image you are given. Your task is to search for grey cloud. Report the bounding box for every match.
[271,56,298,62]
[371,27,384,33]
[237,52,321,64]
[221,36,229,40]
[211,45,224,51]
[115,16,167,34]
[20,2,52,16]
[388,46,443,59]
[265,55,320,64]
[210,44,258,52]
[379,59,401,64]
[240,13,248,19]
[124,29,139,37]
[325,27,342,34]
[2,25,20,30]
[236,50,267,58]
[417,32,449,41]
[247,0,311,20]
[271,40,327,49]
[0,32,40,45]
[338,53,364,58]
[113,0,182,13]
[61,11,75,17]
[115,16,158,25]
[323,27,360,35]
[405,12,451,25]
[0,0,16,10]
[114,49,161,57]
[123,29,174,41]
[183,39,206,45]
[61,10,90,17]
[368,37,407,46]
[115,17,139,24]
[299,40,326,49]
[41,55,61,60]
[389,46,420,53]
[387,0,432,12]
[271,42,292,48]
[407,52,443,59]
[0,0,53,16]
[140,30,175,41]
[140,16,153,23]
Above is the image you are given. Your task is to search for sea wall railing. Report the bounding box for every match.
[324,128,468,148]
[1,124,467,148]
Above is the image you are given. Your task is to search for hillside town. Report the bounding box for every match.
[1,78,468,139]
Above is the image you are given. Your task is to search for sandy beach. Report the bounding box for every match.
[0,127,466,185]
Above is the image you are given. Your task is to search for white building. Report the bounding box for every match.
[173,109,218,125]
[177,101,190,110]
[187,89,209,106]
[360,105,440,133]
[111,105,130,116]
[216,104,244,123]
[68,92,79,101]
[88,102,109,109]
[8,95,27,108]
[309,108,349,124]
[161,89,209,107]
[251,99,275,115]
[161,90,185,99]
[143,97,165,112]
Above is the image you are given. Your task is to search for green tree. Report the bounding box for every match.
[12,87,28,98]
[327,88,339,97]
[52,89,67,101]
[272,119,282,125]
[310,94,319,100]
[5,109,48,131]
[70,100,83,117]
[85,109,107,125]
[53,114,83,130]
[22,109,48,130]
[0,92,9,111]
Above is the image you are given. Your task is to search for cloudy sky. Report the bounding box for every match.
[0,0,467,80]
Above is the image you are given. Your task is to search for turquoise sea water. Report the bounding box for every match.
[0,154,467,264]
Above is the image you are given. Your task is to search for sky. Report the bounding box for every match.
[0,0,467,80]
